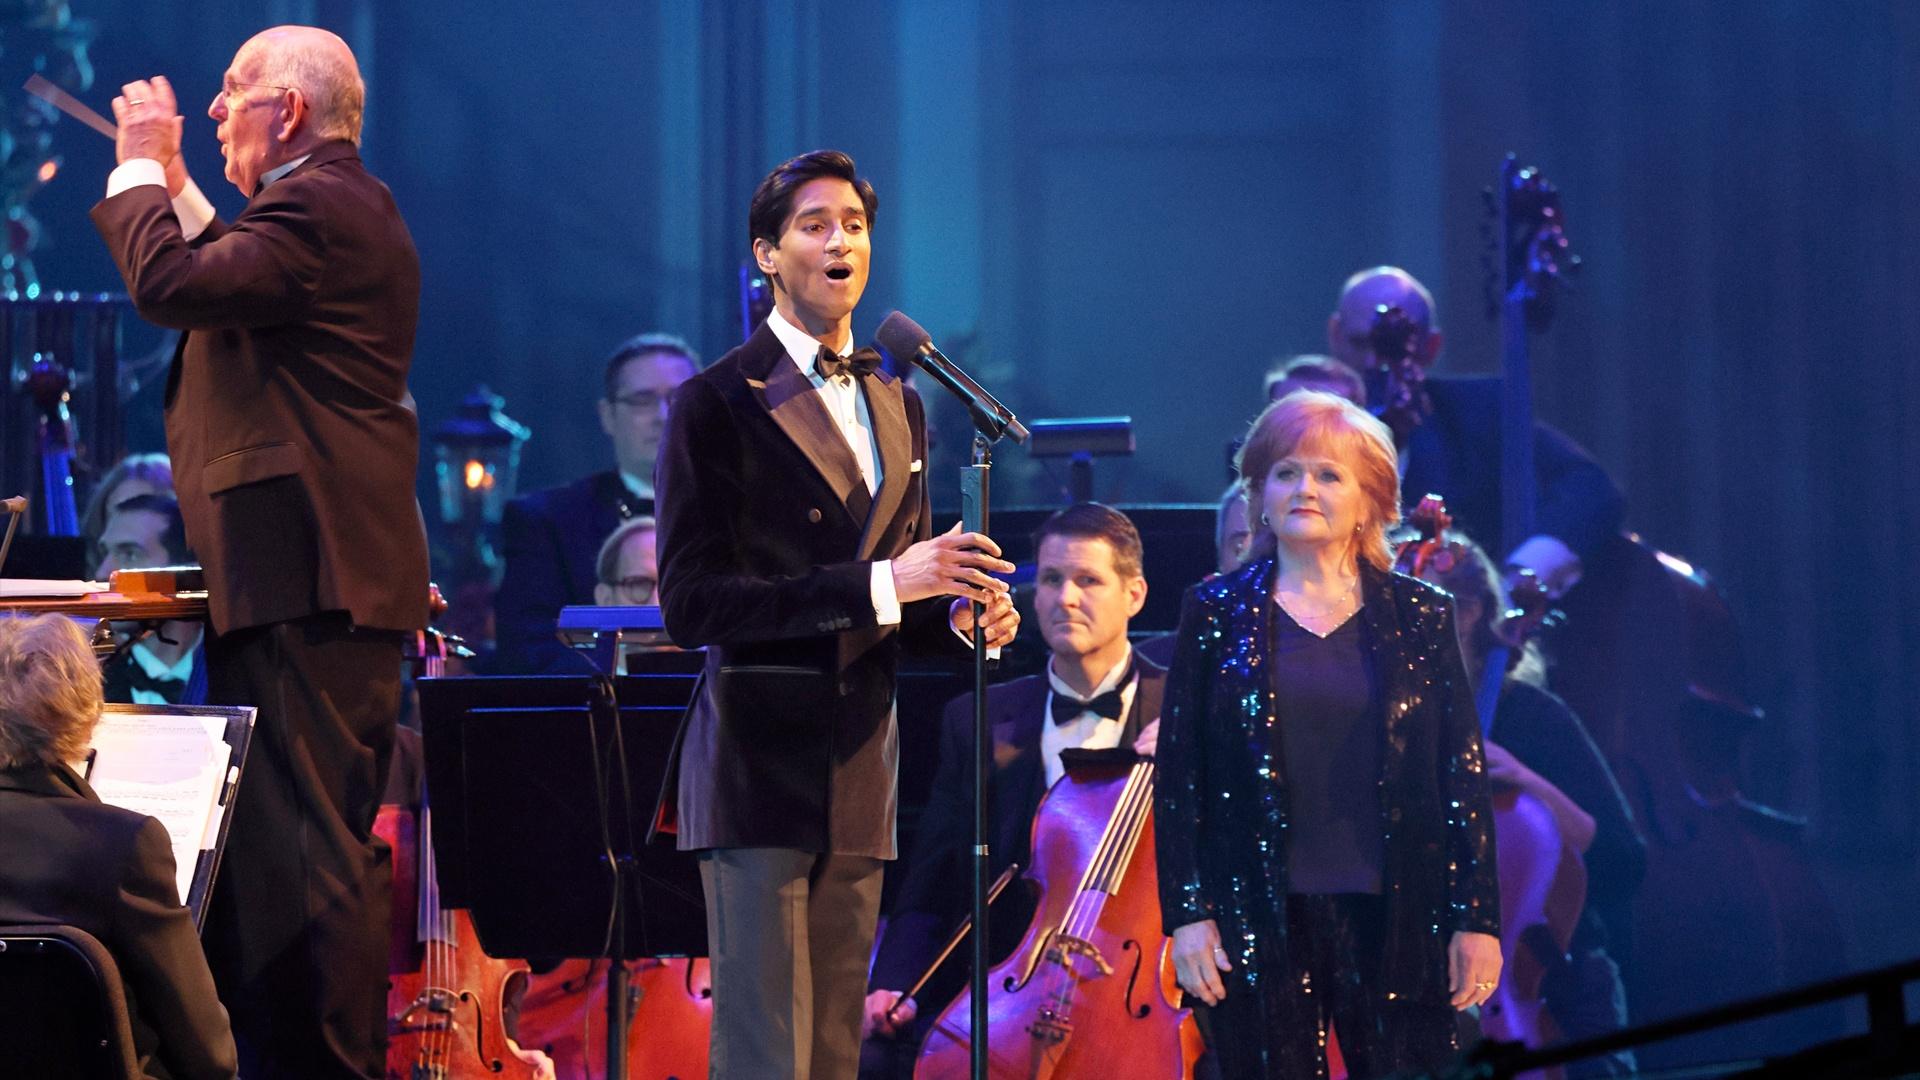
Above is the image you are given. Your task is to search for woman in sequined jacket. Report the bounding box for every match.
[1155,391,1502,1080]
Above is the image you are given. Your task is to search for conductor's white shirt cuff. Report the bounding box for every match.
[106,159,216,241]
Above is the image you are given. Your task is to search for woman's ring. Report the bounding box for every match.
[127,98,146,106]
[1474,980,1496,990]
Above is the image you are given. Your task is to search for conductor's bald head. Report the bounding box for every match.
[211,25,365,195]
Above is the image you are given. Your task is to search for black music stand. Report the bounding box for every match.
[419,670,706,1080]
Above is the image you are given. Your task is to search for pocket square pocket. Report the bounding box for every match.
[910,459,923,473]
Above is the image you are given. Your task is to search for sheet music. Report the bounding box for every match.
[88,712,232,904]
[0,578,109,597]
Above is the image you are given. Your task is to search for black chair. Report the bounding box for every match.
[0,923,140,1080]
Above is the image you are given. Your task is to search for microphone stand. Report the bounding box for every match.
[933,366,1024,1080]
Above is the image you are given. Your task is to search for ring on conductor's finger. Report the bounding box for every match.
[126,98,146,105]
[1474,981,1496,990]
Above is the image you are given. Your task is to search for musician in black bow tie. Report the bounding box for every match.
[861,503,1162,1071]
[654,149,1019,1080]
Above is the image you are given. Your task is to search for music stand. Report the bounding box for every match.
[419,671,706,1080]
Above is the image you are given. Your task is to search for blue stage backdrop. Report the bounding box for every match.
[29,0,1920,1019]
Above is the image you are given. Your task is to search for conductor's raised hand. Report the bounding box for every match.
[892,522,1015,605]
[111,76,183,176]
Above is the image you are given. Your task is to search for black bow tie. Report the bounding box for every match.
[817,345,882,381]
[1050,660,1135,725]
[121,659,188,702]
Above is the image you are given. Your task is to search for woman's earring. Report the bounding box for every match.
[1260,512,1270,526]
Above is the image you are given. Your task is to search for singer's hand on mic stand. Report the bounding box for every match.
[892,522,1014,606]
[951,590,1019,650]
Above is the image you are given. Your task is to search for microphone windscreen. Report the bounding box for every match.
[875,310,932,360]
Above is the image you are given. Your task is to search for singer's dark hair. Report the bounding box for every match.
[603,332,700,400]
[748,150,878,248]
[1032,502,1145,582]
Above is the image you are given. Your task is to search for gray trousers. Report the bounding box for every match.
[699,848,884,1079]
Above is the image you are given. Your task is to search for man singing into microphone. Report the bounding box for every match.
[654,149,1020,1079]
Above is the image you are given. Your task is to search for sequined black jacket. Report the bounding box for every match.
[1155,557,1500,1004]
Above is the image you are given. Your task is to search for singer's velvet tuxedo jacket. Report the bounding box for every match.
[655,321,965,858]
[90,140,430,634]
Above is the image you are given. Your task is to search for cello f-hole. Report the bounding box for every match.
[1120,939,1151,1019]
[455,989,506,1073]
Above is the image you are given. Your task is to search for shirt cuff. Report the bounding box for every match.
[870,560,902,627]
[106,158,166,198]
[104,160,217,242]
[172,176,216,241]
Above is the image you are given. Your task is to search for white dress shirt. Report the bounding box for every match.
[765,309,902,625]
[1040,645,1138,787]
[104,152,310,242]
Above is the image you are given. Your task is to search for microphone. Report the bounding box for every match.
[874,311,1028,444]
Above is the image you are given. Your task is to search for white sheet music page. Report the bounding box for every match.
[87,712,232,904]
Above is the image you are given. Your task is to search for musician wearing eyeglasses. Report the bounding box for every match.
[495,334,697,673]
[91,26,428,1079]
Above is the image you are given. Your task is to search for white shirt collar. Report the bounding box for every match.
[620,470,654,501]
[1047,643,1136,703]
[130,639,197,682]
[767,309,852,380]
[258,153,313,190]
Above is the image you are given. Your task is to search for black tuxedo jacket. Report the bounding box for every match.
[656,322,963,858]
[1406,376,1624,561]
[91,141,430,634]
[0,763,237,1080]
[495,470,645,673]
[869,660,1165,992]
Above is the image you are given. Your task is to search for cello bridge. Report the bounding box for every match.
[1051,934,1113,976]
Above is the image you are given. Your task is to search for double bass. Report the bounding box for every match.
[511,955,712,1080]
[914,748,1202,1079]
[1483,157,1846,1066]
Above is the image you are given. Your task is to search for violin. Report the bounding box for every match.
[1395,497,1585,1079]
[1364,302,1435,446]
[914,749,1202,1080]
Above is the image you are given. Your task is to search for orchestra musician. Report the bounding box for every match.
[0,614,239,1079]
[653,149,1019,1079]
[90,26,430,1078]
[1409,530,1643,1076]
[861,503,1162,1075]
[1327,267,1623,597]
[1156,390,1501,1079]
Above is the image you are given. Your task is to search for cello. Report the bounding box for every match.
[914,748,1202,1080]
[1395,497,1585,1080]
[511,955,712,1080]
[381,613,549,1080]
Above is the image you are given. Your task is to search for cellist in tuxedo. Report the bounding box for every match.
[653,149,1019,1080]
